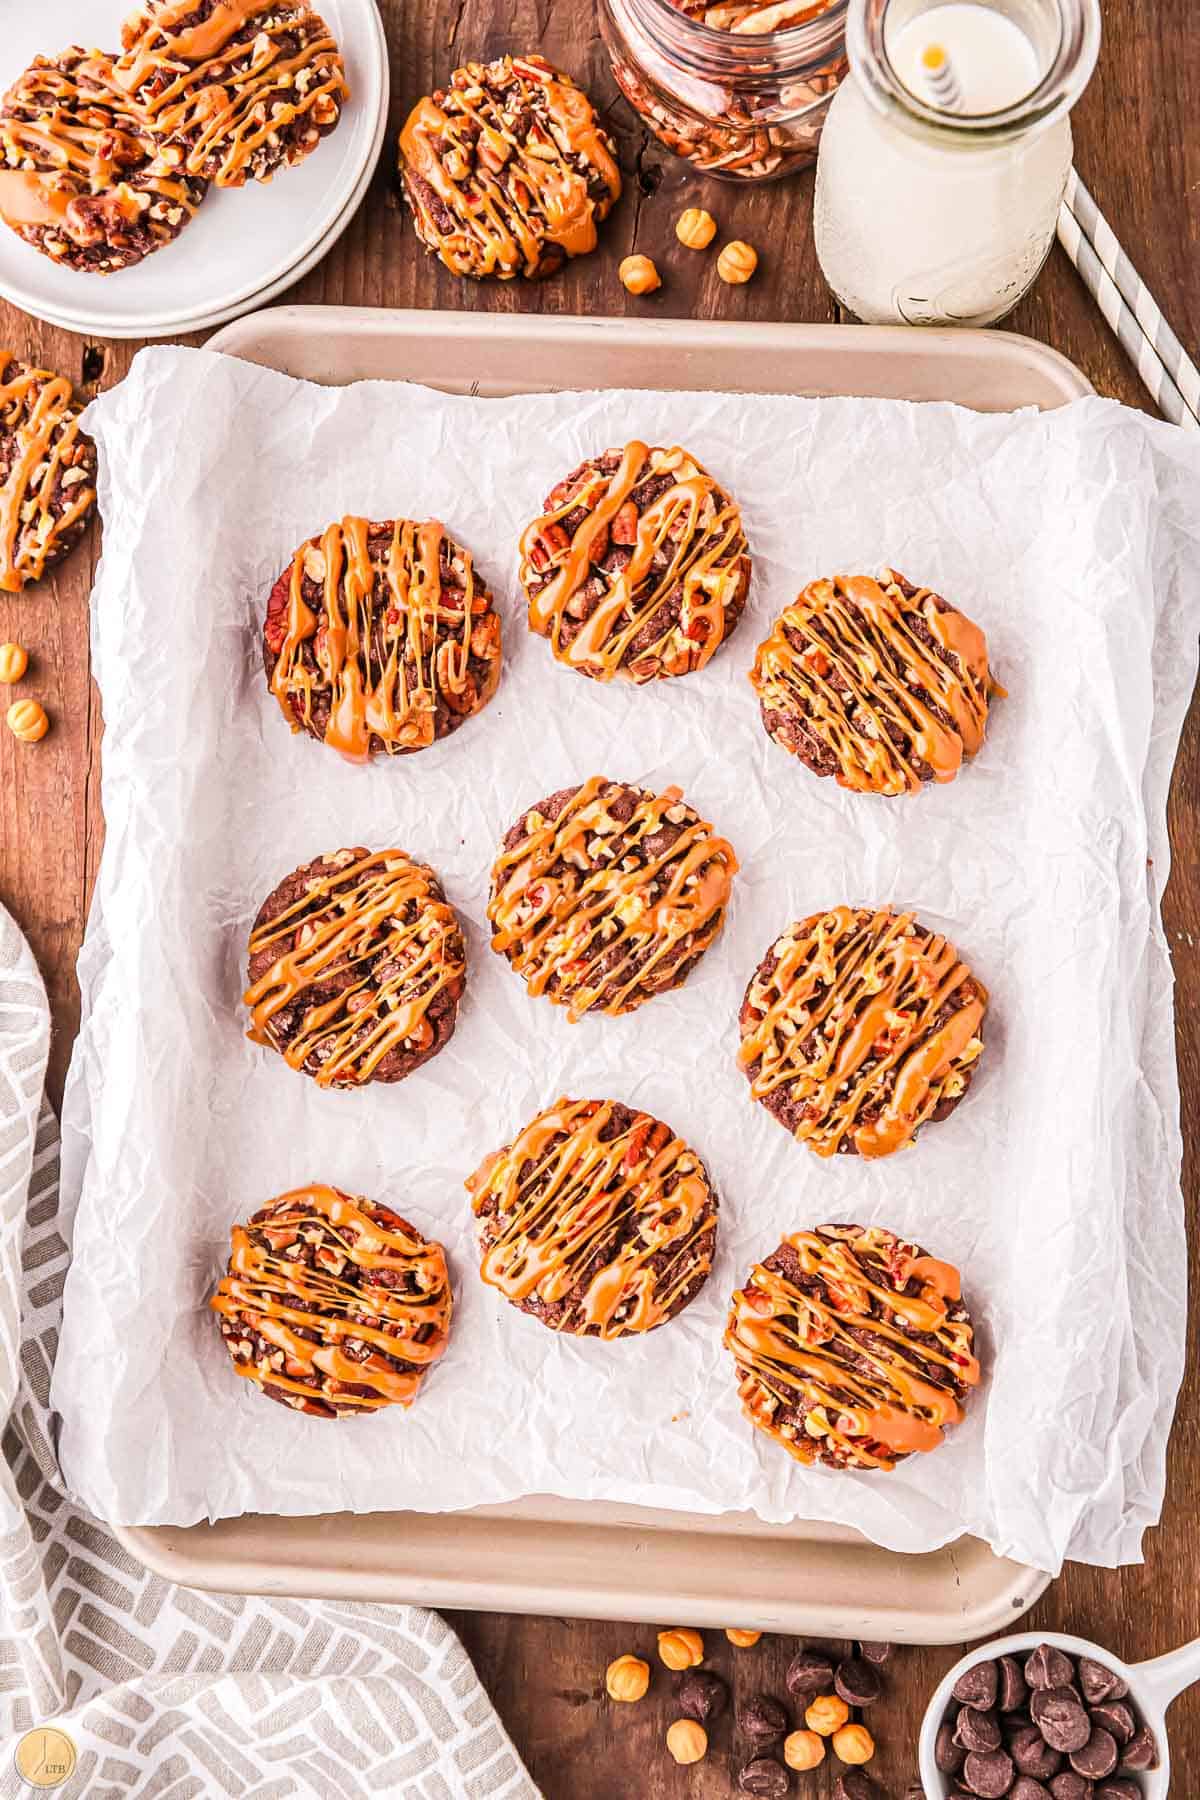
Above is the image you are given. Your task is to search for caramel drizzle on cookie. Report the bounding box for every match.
[112,0,348,187]
[211,1184,452,1412]
[751,571,990,793]
[739,907,985,1158]
[522,442,747,680]
[400,55,620,278]
[269,516,497,763]
[244,850,465,1088]
[725,1226,979,1470]
[0,360,94,594]
[468,1098,716,1337]
[488,778,738,1021]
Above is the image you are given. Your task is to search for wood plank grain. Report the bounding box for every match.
[0,0,1195,1791]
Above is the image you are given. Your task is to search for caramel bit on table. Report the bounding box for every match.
[606,1653,650,1702]
[832,1722,876,1764]
[783,1729,826,1770]
[619,252,661,295]
[717,239,758,283]
[666,1718,708,1764]
[726,1627,763,1647]
[6,697,47,741]
[0,641,28,683]
[658,1627,705,1670]
[805,1693,850,1736]
[676,207,717,249]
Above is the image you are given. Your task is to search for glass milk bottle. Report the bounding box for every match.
[814,0,1100,324]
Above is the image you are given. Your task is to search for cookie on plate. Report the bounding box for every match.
[725,1223,980,1471]
[244,847,466,1090]
[0,356,97,593]
[738,906,986,1158]
[0,48,208,272]
[398,54,621,281]
[263,516,502,762]
[750,568,992,795]
[467,1096,718,1337]
[211,1183,453,1419]
[520,443,752,682]
[488,777,738,1020]
[114,0,347,187]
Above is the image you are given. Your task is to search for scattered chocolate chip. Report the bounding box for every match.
[1011,1781,1052,1800]
[676,1668,728,1724]
[1048,1775,1093,1800]
[785,1650,834,1698]
[999,1654,1031,1712]
[1088,1701,1134,1746]
[738,1694,790,1746]
[963,1747,1016,1797]
[1025,1646,1076,1691]
[835,1657,881,1707]
[1069,1728,1117,1781]
[937,1719,968,1774]
[1077,1659,1128,1706]
[1096,1783,1140,1800]
[1031,1687,1091,1754]
[1118,1724,1158,1771]
[859,1640,893,1665]
[738,1756,790,1797]
[1010,1725,1063,1780]
[956,1708,1003,1753]
[954,1659,1000,1710]
[835,1776,881,1800]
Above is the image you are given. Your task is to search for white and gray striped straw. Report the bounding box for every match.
[1057,169,1199,432]
[921,43,964,111]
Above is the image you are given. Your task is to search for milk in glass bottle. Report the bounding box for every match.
[814,0,1100,325]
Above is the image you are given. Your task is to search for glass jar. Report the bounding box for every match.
[599,0,850,180]
[814,0,1101,323]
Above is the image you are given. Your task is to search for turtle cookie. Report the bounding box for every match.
[468,1097,718,1337]
[211,1183,453,1418]
[398,54,621,281]
[0,49,207,272]
[739,907,986,1158]
[262,516,502,762]
[0,356,97,593]
[520,442,752,682]
[750,569,993,794]
[725,1223,979,1471]
[114,0,347,187]
[244,848,466,1090]
[487,777,738,1020]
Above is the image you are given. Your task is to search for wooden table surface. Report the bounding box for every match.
[1,1,1196,1795]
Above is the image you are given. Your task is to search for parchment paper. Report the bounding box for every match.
[55,346,1200,1574]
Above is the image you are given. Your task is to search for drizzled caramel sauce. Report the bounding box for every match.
[266,516,500,764]
[244,849,465,1089]
[488,778,738,1021]
[750,569,991,794]
[739,906,986,1158]
[725,1224,979,1471]
[521,442,749,681]
[399,55,621,279]
[211,1183,452,1416]
[467,1098,717,1338]
[0,359,94,594]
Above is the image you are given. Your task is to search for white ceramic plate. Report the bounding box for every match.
[0,0,387,338]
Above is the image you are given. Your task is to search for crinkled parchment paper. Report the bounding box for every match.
[54,347,1200,1573]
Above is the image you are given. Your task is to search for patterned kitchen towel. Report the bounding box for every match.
[0,902,541,1800]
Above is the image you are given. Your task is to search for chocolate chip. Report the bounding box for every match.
[1025,1646,1076,1691]
[785,1650,833,1698]
[1077,1658,1128,1706]
[737,1693,790,1746]
[963,1747,1016,1797]
[858,1640,892,1664]
[998,1654,1031,1713]
[1069,1728,1117,1781]
[1011,1781,1052,1800]
[1095,1783,1140,1800]
[938,1719,968,1773]
[835,1657,881,1707]
[835,1777,881,1800]
[1048,1776,1093,1800]
[954,1659,1000,1710]
[738,1757,789,1797]
[1031,1688,1092,1754]
[1088,1701,1134,1746]
[1118,1724,1158,1771]
[956,1708,1003,1753]
[676,1668,728,1724]
[1010,1725,1062,1780]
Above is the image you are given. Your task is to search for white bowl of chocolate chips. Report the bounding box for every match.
[917,1628,1200,1799]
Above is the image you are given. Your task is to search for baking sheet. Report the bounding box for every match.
[56,345,1200,1574]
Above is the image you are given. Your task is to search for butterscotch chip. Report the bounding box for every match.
[738,907,986,1158]
[467,1096,718,1338]
[676,207,717,248]
[750,568,992,794]
[0,642,28,683]
[726,1224,979,1473]
[658,1628,704,1669]
[6,697,48,742]
[717,239,757,282]
[211,1184,451,1420]
[0,357,96,593]
[519,442,752,681]
[667,1719,708,1764]
[606,1653,650,1701]
[244,847,466,1090]
[262,516,501,762]
[115,0,347,186]
[399,54,620,280]
[488,778,737,1019]
[619,252,661,294]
